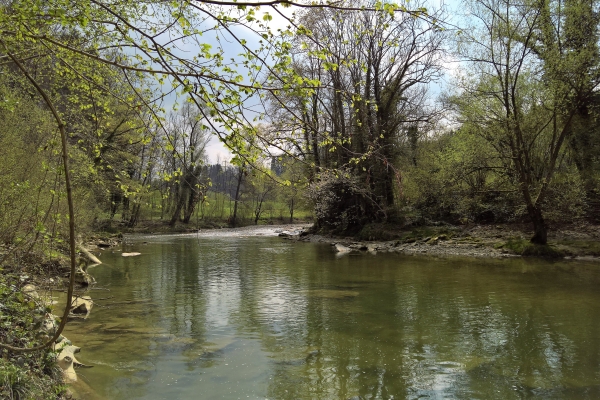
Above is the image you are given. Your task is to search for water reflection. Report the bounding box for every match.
[65,236,600,399]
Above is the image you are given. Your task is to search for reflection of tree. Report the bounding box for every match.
[69,239,600,398]
[225,250,600,398]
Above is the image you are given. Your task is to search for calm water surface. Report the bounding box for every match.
[65,231,600,399]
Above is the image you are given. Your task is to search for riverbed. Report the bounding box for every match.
[65,228,600,399]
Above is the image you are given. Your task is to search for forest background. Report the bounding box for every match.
[1,0,600,396]
[0,0,597,249]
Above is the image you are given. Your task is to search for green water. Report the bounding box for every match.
[64,232,600,399]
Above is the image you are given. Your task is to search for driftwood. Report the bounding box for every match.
[77,244,102,265]
[75,268,96,286]
[25,284,95,382]
[122,252,141,257]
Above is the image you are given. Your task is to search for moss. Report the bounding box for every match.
[554,240,600,257]
[500,237,565,258]
[521,244,565,258]
[501,238,530,254]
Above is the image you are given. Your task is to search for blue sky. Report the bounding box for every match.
[153,0,463,163]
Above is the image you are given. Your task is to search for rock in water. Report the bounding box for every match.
[70,296,93,319]
[75,268,95,286]
[334,243,351,253]
[55,344,93,383]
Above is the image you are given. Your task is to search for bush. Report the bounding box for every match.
[0,273,66,400]
[306,170,378,234]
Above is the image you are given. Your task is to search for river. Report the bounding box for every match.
[64,228,600,399]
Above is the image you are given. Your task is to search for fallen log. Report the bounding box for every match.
[77,244,102,265]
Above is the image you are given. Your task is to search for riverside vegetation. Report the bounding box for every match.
[1,0,600,397]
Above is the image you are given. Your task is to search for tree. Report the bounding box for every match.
[269,0,446,231]
[536,0,600,220]
[277,157,307,223]
[0,0,439,352]
[452,0,600,244]
[162,103,211,226]
[248,169,277,224]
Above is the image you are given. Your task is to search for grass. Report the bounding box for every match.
[0,271,67,399]
[552,240,600,257]
[399,226,457,242]
[95,188,314,233]
[499,237,565,258]
[354,223,459,242]
[356,224,399,241]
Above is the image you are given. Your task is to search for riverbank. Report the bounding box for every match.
[113,220,600,259]
[124,220,600,260]
[290,222,600,260]
[0,234,120,399]
[0,250,70,399]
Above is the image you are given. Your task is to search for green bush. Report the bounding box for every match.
[0,273,66,400]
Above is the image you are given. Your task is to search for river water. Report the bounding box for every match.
[65,229,600,399]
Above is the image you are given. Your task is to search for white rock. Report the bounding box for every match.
[122,252,141,257]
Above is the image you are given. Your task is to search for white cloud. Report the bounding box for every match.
[205,135,233,164]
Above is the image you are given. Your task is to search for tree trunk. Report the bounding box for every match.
[254,202,261,224]
[182,171,200,224]
[128,203,141,227]
[289,198,294,223]
[529,205,548,245]
[121,196,130,221]
[231,166,244,227]
[169,188,186,226]
[109,192,120,220]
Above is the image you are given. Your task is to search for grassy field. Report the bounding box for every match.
[96,189,313,232]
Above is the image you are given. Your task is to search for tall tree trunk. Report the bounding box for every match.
[231,166,244,227]
[109,191,121,220]
[121,196,130,221]
[169,186,186,226]
[528,205,548,245]
[128,203,141,227]
[182,174,199,224]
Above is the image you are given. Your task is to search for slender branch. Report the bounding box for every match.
[0,41,77,353]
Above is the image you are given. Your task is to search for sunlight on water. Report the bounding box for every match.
[64,233,600,399]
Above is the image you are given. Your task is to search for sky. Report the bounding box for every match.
[157,0,462,164]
